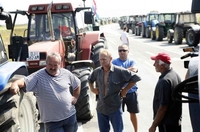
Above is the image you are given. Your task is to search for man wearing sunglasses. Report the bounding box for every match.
[112,44,139,132]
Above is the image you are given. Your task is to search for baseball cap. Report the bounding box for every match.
[150,52,171,64]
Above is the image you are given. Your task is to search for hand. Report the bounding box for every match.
[10,87,19,95]
[72,96,78,105]
[91,88,99,95]
[120,89,127,98]
[149,126,156,132]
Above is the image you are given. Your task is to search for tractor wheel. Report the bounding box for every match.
[142,24,146,38]
[151,30,156,40]
[174,27,183,44]
[167,31,173,43]
[132,25,135,34]
[186,30,199,47]
[135,27,138,36]
[91,42,105,68]
[0,75,39,132]
[156,26,164,41]
[145,28,150,38]
[72,67,96,121]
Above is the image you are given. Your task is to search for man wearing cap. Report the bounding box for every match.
[149,52,182,132]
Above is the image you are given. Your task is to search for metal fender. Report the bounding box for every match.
[168,29,174,36]
[0,62,27,91]
[151,19,159,27]
[189,25,200,32]
[79,31,105,60]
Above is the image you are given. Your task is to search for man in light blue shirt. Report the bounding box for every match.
[112,44,139,132]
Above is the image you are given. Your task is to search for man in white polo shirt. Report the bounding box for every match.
[120,26,129,46]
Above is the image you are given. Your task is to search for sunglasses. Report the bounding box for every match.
[118,50,128,52]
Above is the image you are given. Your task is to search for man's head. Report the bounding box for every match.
[123,26,127,31]
[46,52,61,76]
[99,49,112,68]
[118,44,129,60]
[150,52,171,73]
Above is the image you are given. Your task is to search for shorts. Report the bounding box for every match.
[122,91,139,113]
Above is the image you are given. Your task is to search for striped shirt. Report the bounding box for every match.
[24,68,81,123]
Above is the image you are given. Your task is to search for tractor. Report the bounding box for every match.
[141,11,159,38]
[0,6,40,132]
[167,11,200,46]
[154,12,176,41]
[1,1,107,131]
[125,15,138,34]
[135,15,146,36]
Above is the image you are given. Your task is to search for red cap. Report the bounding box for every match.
[151,52,171,64]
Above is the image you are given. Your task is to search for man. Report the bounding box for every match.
[10,52,81,132]
[185,56,200,132]
[149,52,182,132]
[112,44,139,132]
[88,49,141,132]
[120,26,129,46]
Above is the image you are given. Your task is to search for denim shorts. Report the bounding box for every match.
[122,91,139,113]
[44,114,78,132]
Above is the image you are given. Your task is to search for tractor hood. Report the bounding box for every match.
[28,40,63,52]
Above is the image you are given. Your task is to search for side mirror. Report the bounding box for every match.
[5,14,12,29]
[84,11,93,24]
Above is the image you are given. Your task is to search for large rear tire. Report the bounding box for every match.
[91,42,105,68]
[174,27,183,44]
[72,67,96,121]
[156,26,164,41]
[186,29,199,47]
[0,75,39,132]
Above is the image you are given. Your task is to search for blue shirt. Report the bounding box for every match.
[112,58,138,93]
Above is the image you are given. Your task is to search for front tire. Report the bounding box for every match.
[0,75,39,132]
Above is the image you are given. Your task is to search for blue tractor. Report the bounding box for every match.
[141,11,159,38]
[0,6,40,132]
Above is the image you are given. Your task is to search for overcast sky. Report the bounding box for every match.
[1,0,193,17]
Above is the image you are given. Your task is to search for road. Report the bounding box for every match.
[77,23,194,132]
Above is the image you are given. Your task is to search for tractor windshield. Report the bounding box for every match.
[179,14,196,23]
[29,13,75,43]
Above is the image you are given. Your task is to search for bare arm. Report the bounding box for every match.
[10,78,26,95]
[127,66,138,73]
[88,82,99,95]
[120,82,136,97]
[149,105,168,132]
[72,85,81,105]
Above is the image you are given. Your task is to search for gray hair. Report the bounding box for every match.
[158,60,170,68]
[46,52,61,62]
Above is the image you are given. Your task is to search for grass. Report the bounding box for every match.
[0,24,27,46]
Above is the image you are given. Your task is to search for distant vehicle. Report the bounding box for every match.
[141,11,159,38]
[135,15,147,36]
[167,11,200,47]
[154,13,176,41]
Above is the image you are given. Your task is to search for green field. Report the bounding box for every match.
[0,24,27,46]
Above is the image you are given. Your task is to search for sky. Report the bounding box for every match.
[0,0,193,19]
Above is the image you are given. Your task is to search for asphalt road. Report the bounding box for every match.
[77,23,194,132]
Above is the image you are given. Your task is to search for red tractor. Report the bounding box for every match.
[6,1,107,131]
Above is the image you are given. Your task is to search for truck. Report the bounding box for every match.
[135,15,146,36]
[1,1,107,131]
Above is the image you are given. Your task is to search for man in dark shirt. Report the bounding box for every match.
[149,52,182,132]
[88,49,141,132]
